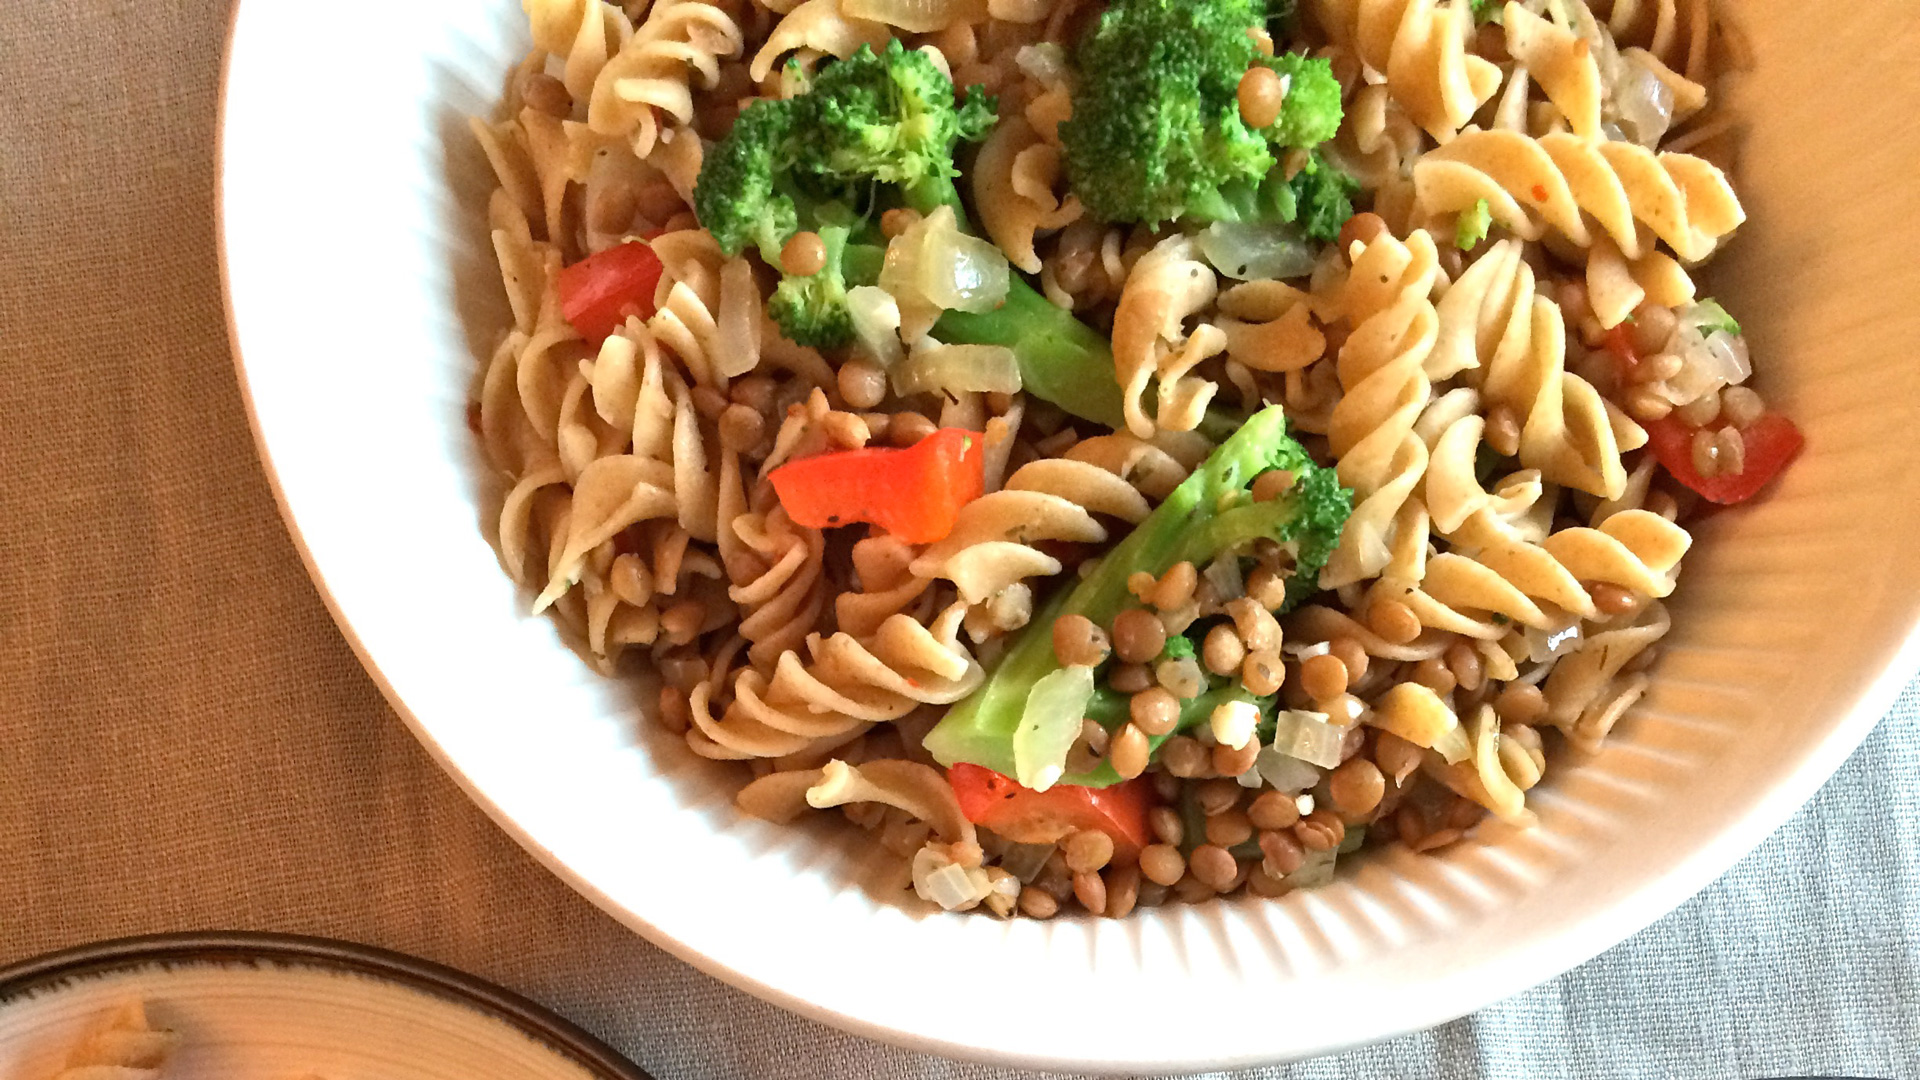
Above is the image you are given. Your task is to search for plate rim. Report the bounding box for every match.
[209,0,1920,1070]
[0,931,654,1080]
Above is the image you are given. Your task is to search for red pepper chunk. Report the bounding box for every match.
[769,428,984,544]
[946,763,1154,857]
[1647,412,1805,505]
[556,240,664,345]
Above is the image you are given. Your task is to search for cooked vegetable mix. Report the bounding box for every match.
[471,0,1794,918]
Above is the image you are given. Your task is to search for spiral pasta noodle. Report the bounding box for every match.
[590,0,747,157]
[1413,129,1746,263]
[56,1002,177,1080]
[525,0,636,103]
[1311,0,1503,143]
[972,115,1082,275]
[1110,236,1226,439]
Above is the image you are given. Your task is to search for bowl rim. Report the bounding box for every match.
[212,0,1920,1069]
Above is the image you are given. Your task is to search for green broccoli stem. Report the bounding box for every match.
[922,406,1313,781]
[933,282,1129,432]
[1060,681,1267,786]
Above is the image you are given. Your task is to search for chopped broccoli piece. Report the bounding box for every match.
[1162,635,1197,661]
[766,226,860,347]
[923,406,1353,782]
[1456,198,1492,250]
[1287,152,1359,242]
[1058,0,1346,226]
[1690,298,1742,336]
[1264,52,1343,150]
[694,42,1133,428]
[1470,0,1504,23]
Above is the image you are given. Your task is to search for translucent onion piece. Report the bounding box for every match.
[1202,552,1245,602]
[892,341,1023,399]
[1611,57,1676,147]
[919,223,1010,312]
[1269,709,1347,768]
[1014,43,1068,84]
[1285,848,1338,888]
[1662,303,1751,405]
[1012,664,1095,791]
[847,285,904,367]
[1252,746,1324,793]
[911,846,992,910]
[1197,222,1318,282]
[1210,699,1261,751]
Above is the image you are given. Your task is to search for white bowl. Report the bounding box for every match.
[217,0,1920,1070]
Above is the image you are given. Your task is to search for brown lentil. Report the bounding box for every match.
[822,411,868,449]
[1630,301,1678,356]
[1408,827,1465,854]
[1172,872,1219,905]
[1155,655,1205,699]
[780,231,827,277]
[1639,351,1684,382]
[1072,869,1108,914]
[1258,827,1307,876]
[1151,561,1199,612]
[1678,390,1723,428]
[1112,608,1167,663]
[1328,758,1386,819]
[656,686,692,734]
[1721,385,1765,429]
[1248,789,1302,831]
[1446,796,1486,831]
[1328,636,1370,683]
[1411,657,1457,695]
[1445,640,1484,692]
[1690,426,1722,477]
[1161,735,1209,778]
[660,600,705,644]
[1589,582,1640,616]
[521,72,574,117]
[1110,662,1154,694]
[718,403,764,450]
[1212,736,1260,778]
[1300,652,1350,703]
[1494,682,1549,725]
[1196,777,1244,816]
[836,358,887,410]
[1063,830,1115,874]
[610,554,654,608]
[1017,887,1059,919]
[728,374,775,411]
[1188,844,1240,891]
[1372,730,1422,783]
[879,207,921,239]
[1236,65,1286,129]
[1130,687,1180,737]
[1246,566,1291,610]
[1241,650,1285,696]
[1246,863,1293,898]
[1148,806,1184,847]
[1126,571,1158,603]
[1251,468,1297,502]
[1717,426,1747,474]
[1105,863,1141,919]
[1625,387,1672,422]
[887,411,936,446]
[1206,809,1255,848]
[1485,405,1522,457]
[1294,809,1346,852]
[1337,212,1389,253]
[1202,625,1248,677]
[1109,722,1150,779]
[691,384,730,420]
[1053,613,1111,668]
[1367,597,1423,645]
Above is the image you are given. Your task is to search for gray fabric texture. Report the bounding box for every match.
[0,1,1914,1077]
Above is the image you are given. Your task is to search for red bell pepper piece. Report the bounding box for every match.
[769,428,985,544]
[556,239,665,345]
[1647,412,1805,505]
[946,763,1154,856]
[1601,322,1641,383]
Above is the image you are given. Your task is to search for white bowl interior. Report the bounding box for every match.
[218,0,1920,1070]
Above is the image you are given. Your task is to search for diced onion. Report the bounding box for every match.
[892,340,1023,398]
[1202,553,1245,602]
[1611,57,1675,147]
[1210,699,1261,751]
[1285,848,1338,888]
[1011,664,1095,792]
[847,285,903,368]
[880,205,1010,335]
[1014,43,1068,85]
[1660,302,1751,405]
[911,846,993,910]
[1252,746,1324,793]
[1269,709,1348,768]
[1196,222,1318,282]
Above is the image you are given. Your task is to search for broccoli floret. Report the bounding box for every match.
[766,226,858,347]
[1287,151,1359,242]
[695,40,1135,428]
[1058,0,1346,227]
[1689,298,1742,336]
[1265,52,1343,150]
[1455,198,1492,250]
[923,405,1353,783]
